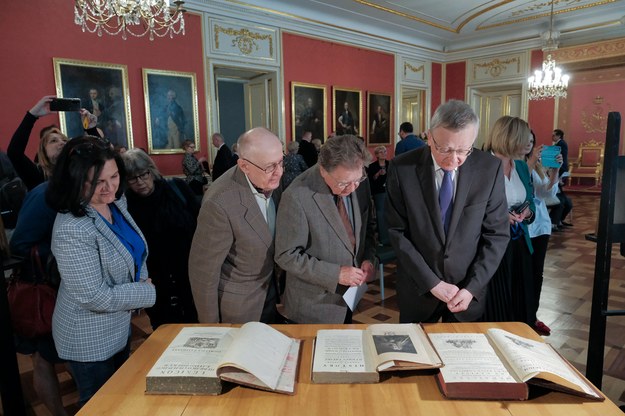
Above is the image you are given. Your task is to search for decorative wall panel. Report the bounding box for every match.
[467,53,526,84]
[209,18,278,64]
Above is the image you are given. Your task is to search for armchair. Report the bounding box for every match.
[568,140,604,187]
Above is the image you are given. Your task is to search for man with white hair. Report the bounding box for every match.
[189,127,284,323]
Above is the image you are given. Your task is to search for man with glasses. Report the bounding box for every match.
[386,100,509,323]
[189,127,284,324]
[275,135,377,324]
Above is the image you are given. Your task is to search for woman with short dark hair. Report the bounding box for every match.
[47,136,155,407]
[122,148,199,329]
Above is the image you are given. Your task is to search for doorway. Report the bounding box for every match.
[213,66,278,150]
[400,87,427,134]
[469,86,523,149]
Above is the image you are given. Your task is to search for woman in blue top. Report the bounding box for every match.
[46,136,156,406]
[482,116,536,325]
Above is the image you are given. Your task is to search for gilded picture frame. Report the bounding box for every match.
[53,58,133,148]
[291,82,326,142]
[333,87,362,137]
[367,91,392,146]
[143,68,200,154]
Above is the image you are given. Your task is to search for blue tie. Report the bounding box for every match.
[439,170,453,234]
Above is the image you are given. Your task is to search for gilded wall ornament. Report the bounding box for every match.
[214,25,274,57]
[473,57,520,78]
[403,62,424,77]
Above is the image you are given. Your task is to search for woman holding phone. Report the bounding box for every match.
[525,132,562,335]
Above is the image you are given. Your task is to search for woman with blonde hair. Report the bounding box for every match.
[7,96,69,190]
[482,116,536,325]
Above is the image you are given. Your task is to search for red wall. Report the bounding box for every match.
[0,2,206,176]
[282,32,395,154]
[556,68,625,158]
[445,62,467,101]
[527,50,557,146]
[431,62,443,116]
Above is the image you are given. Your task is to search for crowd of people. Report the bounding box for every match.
[2,96,575,412]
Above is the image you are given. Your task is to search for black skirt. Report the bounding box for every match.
[482,237,534,324]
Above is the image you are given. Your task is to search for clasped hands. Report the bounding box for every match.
[431,281,472,313]
[338,260,375,287]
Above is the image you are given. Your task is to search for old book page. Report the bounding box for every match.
[217,322,293,391]
[428,333,518,384]
[147,326,233,380]
[487,328,600,398]
[312,329,378,383]
[146,327,233,394]
[217,338,301,394]
[368,324,442,371]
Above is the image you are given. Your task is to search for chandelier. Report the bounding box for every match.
[527,0,570,100]
[74,0,186,40]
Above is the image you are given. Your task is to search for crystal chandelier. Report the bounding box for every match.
[74,0,186,40]
[527,0,570,100]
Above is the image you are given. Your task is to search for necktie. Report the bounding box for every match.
[439,169,453,234]
[336,196,356,249]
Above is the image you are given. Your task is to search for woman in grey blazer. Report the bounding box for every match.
[47,137,156,406]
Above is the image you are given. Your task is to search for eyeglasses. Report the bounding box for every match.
[127,171,151,185]
[327,168,367,190]
[243,158,284,174]
[429,133,473,157]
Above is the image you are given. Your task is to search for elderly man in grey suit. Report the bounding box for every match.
[386,100,509,323]
[275,135,377,324]
[189,127,284,324]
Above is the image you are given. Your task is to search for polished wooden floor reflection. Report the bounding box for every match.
[12,193,625,415]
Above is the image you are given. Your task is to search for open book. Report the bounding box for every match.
[428,328,603,401]
[312,323,443,383]
[146,322,301,395]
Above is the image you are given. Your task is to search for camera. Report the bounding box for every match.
[50,98,81,112]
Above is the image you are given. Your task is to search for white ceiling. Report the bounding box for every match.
[218,0,625,53]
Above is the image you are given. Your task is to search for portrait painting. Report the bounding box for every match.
[333,87,362,137]
[291,82,326,142]
[53,58,133,148]
[367,92,392,145]
[143,69,199,154]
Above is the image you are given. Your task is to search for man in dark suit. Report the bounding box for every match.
[189,127,284,324]
[211,132,235,181]
[394,121,425,156]
[386,100,509,323]
[275,135,377,324]
[298,131,318,168]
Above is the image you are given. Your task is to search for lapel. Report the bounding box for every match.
[233,168,273,248]
[86,200,137,277]
[415,148,445,244]
[310,166,355,254]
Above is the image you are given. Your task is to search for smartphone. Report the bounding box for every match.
[540,145,562,168]
[510,200,530,215]
[50,98,81,112]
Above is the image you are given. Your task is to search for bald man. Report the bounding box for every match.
[189,127,284,323]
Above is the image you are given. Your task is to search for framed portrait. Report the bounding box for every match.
[333,87,362,137]
[53,58,133,148]
[291,82,326,142]
[367,92,392,145]
[143,69,199,154]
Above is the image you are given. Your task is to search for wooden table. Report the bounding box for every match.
[78,322,623,416]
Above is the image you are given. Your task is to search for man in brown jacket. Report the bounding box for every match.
[189,127,284,323]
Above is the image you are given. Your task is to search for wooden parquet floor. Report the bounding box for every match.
[10,193,625,415]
